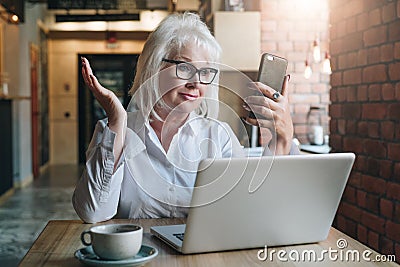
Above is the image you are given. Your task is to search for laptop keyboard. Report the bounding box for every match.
[173,233,185,241]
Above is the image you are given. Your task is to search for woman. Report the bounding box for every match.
[73,12,297,223]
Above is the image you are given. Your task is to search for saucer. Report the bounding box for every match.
[74,244,158,267]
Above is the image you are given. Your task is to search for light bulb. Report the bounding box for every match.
[10,14,19,23]
[312,40,321,63]
[304,59,312,79]
[322,51,332,74]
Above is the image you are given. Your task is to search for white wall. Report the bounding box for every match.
[3,3,47,186]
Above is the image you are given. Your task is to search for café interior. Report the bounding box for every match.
[0,0,399,265]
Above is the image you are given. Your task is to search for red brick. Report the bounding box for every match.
[396,82,400,100]
[382,2,397,23]
[368,230,380,251]
[389,20,400,42]
[344,0,364,18]
[362,103,387,120]
[398,0,400,19]
[395,203,400,223]
[368,8,381,27]
[357,12,369,31]
[343,32,364,52]
[382,83,395,100]
[357,85,368,101]
[343,186,356,204]
[329,104,342,118]
[343,68,362,85]
[349,171,362,188]
[330,87,338,102]
[357,121,368,137]
[396,124,400,140]
[380,44,394,62]
[343,136,363,153]
[366,157,380,176]
[337,87,347,102]
[389,62,400,81]
[357,189,367,208]
[330,39,343,57]
[395,42,400,60]
[380,236,395,256]
[388,103,400,120]
[367,46,381,64]
[364,25,387,46]
[355,156,367,173]
[346,120,357,134]
[386,221,400,242]
[335,214,347,232]
[340,202,362,221]
[363,139,387,158]
[361,175,387,195]
[368,47,381,65]
[362,211,385,234]
[388,143,400,161]
[329,134,342,150]
[330,119,338,134]
[366,194,380,213]
[379,160,393,180]
[381,121,395,140]
[357,224,368,244]
[346,16,357,34]
[363,64,388,83]
[394,163,400,183]
[343,103,361,119]
[368,84,381,101]
[364,0,385,11]
[344,219,357,238]
[345,86,357,102]
[357,48,368,66]
[387,182,400,201]
[380,198,394,219]
[338,119,346,134]
[368,121,380,138]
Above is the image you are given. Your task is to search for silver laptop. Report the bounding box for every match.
[150,153,355,254]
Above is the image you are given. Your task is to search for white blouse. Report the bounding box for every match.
[72,111,246,223]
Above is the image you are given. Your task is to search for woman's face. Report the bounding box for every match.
[158,44,214,116]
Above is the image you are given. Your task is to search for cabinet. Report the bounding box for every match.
[0,99,13,196]
[214,11,260,71]
[200,1,261,71]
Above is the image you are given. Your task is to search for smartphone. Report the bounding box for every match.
[257,53,288,92]
[249,53,288,119]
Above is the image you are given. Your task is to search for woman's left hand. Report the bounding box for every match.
[243,75,293,155]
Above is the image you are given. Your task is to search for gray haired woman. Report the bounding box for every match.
[73,12,297,223]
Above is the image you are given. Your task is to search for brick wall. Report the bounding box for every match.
[260,0,331,144]
[329,0,400,262]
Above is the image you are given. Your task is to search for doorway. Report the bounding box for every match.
[78,54,139,164]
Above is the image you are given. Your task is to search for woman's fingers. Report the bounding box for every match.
[281,75,290,96]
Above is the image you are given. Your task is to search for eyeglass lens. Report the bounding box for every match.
[176,62,217,84]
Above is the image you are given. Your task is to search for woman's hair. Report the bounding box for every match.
[128,12,222,120]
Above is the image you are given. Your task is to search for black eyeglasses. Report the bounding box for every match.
[162,58,218,85]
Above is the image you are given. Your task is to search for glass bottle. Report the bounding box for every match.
[307,106,324,145]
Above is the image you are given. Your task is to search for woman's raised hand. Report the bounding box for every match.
[81,57,126,127]
[81,57,126,167]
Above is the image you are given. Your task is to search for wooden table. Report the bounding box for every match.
[20,219,398,266]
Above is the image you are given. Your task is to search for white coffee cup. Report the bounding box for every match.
[81,224,143,260]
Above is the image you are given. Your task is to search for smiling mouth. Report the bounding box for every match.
[179,92,199,101]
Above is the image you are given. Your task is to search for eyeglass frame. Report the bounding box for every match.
[162,58,218,85]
